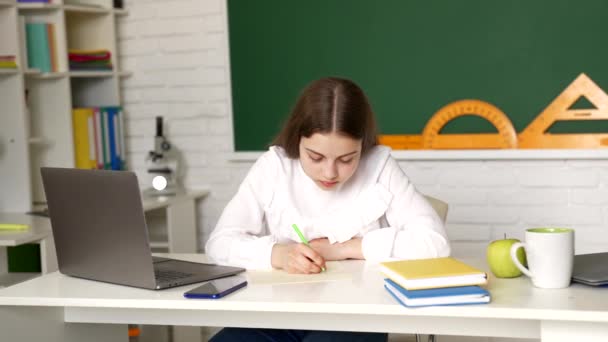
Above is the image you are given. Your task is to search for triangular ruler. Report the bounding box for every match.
[519,73,608,148]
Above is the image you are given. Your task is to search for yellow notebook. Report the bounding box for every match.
[380,257,487,290]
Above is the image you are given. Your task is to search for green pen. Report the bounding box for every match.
[292,223,326,272]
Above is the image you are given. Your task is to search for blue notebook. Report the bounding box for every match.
[384,278,490,307]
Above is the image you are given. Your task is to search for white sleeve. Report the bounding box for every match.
[361,157,451,261]
[205,152,278,269]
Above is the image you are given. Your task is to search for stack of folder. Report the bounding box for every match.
[0,55,17,69]
[69,49,112,71]
[380,257,490,307]
[72,106,125,170]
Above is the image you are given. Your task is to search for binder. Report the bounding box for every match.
[87,111,96,167]
[102,107,122,170]
[102,109,111,169]
[93,108,103,169]
[116,107,126,169]
[384,278,490,307]
[72,108,96,169]
[380,257,487,290]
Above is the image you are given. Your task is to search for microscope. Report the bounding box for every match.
[143,116,182,196]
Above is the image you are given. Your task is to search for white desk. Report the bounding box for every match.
[1,254,608,342]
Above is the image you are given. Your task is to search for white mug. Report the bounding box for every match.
[510,228,574,289]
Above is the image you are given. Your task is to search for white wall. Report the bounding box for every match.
[118,0,242,247]
[118,0,608,258]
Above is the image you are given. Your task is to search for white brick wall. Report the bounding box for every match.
[118,0,608,261]
[118,0,233,247]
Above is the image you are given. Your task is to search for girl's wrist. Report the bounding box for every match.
[271,243,287,269]
[342,238,363,259]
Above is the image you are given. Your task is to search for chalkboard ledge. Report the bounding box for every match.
[230,149,608,161]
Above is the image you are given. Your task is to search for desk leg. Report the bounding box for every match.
[541,321,608,341]
[39,234,58,273]
[167,199,198,253]
[0,306,127,342]
[0,247,7,274]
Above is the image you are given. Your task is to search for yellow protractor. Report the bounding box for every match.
[421,99,518,149]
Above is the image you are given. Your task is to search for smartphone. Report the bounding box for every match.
[183,275,247,299]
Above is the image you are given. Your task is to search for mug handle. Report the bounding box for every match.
[510,242,533,277]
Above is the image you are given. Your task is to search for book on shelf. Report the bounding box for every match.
[384,278,490,308]
[46,23,58,72]
[0,56,17,68]
[380,257,487,290]
[17,16,29,69]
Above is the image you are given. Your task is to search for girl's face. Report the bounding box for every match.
[299,132,362,190]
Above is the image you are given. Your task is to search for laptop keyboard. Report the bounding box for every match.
[154,269,195,283]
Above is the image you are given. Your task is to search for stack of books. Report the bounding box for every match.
[380,257,490,307]
[69,49,112,71]
[0,55,17,69]
[25,22,58,73]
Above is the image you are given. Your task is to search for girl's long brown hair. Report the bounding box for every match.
[272,77,378,158]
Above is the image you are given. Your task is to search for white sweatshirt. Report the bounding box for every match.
[205,145,450,269]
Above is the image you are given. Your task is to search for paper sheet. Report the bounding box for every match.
[246,262,352,285]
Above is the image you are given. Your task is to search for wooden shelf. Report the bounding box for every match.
[117,70,132,78]
[17,3,61,11]
[23,68,40,75]
[114,8,127,16]
[2,0,124,212]
[69,70,114,78]
[1,0,125,288]
[64,4,110,14]
[26,71,68,79]
[28,137,52,146]
[0,69,18,75]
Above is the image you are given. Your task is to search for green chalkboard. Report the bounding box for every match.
[228,0,608,151]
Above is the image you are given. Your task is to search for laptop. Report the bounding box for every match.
[40,167,245,290]
[572,252,608,286]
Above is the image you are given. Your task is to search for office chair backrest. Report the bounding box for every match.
[424,195,448,223]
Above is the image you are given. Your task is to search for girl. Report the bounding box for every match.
[206,77,450,341]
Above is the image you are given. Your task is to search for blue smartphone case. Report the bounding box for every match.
[183,279,247,299]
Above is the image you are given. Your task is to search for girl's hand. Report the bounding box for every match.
[271,243,326,274]
[309,237,363,261]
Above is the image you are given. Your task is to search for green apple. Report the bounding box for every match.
[486,237,527,278]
